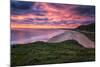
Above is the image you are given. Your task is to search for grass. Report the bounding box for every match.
[11,40,95,66]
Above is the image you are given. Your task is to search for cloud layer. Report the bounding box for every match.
[11,1,95,29]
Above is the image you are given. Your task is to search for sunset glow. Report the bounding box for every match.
[11,1,95,29]
[11,24,81,29]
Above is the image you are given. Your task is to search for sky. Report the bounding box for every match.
[11,0,95,44]
[11,0,95,29]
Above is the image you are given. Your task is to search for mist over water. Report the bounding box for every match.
[11,29,66,44]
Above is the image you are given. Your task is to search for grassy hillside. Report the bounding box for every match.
[11,40,95,66]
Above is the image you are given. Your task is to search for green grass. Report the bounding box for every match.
[11,40,95,66]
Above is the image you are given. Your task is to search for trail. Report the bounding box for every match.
[11,29,95,48]
[48,30,95,48]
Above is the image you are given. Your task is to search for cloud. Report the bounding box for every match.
[73,5,95,16]
[11,1,95,29]
[11,1,34,15]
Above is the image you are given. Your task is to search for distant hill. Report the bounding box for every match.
[77,23,95,32]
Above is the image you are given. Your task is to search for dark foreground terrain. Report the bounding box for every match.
[11,40,95,66]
